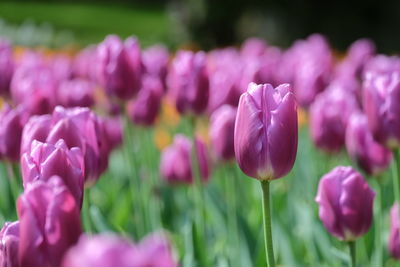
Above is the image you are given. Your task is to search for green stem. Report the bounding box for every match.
[260,180,275,267]
[372,178,382,267]
[392,149,400,212]
[348,241,356,267]
[83,188,93,233]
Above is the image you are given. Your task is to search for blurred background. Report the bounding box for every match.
[1,0,400,52]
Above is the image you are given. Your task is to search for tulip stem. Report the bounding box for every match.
[348,241,356,267]
[82,188,93,234]
[260,180,275,267]
[392,149,400,213]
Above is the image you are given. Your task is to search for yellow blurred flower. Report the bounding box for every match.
[298,108,308,128]
[154,127,171,151]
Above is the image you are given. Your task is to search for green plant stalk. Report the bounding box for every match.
[372,177,382,267]
[348,241,356,267]
[260,180,275,267]
[392,149,400,213]
[82,188,93,233]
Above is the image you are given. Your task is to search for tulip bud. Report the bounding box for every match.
[21,139,84,206]
[10,65,58,115]
[167,50,209,114]
[62,233,177,267]
[58,78,95,108]
[72,46,97,81]
[160,134,210,184]
[96,35,142,99]
[345,112,392,175]
[315,166,375,241]
[363,71,400,148]
[0,105,28,162]
[21,106,116,185]
[127,75,163,126]
[234,83,298,180]
[389,203,400,259]
[209,105,237,161]
[0,39,14,96]
[310,87,358,152]
[0,221,19,267]
[17,177,82,267]
[142,44,169,87]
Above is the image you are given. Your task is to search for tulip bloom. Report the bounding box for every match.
[10,65,58,115]
[315,166,375,241]
[389,203,400,259]
[0,221,19,267]
[363,71,400,148]
[21,106,120,185]
[310,87,358,152]
[17,177,82,267]
[0,105,28,162]
[0,39,14,96]
[21,139,84,206]
[160,134,210,184]
[58,78,95,108]
[234,82,298,180]
[127,75,163,126]
[96,35,142,99]
[62,233,177,267]
[142,44,169,87]
[209,105,237,161]
[345,112,392,175]
[167,50,209,114]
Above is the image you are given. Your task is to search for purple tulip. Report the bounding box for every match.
[277,34,333,107]
[142,44,169,87]
[127,75,163,126]
[0,39,14,96]
[363,55,400,79]
[310,87,358,152]
[234,82,298,180]
[62,233,177,267]
[389,203,400,259]
[209,105,237,161]
[130,233,178,267]
[160,134,210,184]
[207,48,242,112]
[362,71,400,148]
[96,35,142,99]
[21,106,117,185]
[17,176,82,267]
[72,46,97,81]
[0,105,28,162]
[21,139,84,206]
[345,112,392,175]
[336,39,375,80]
[0,221,19,267]
[11,59,58,115]
[58,78,95,108]
[167,50,209,114]
[51,55,73,82]
[315,166,375,241]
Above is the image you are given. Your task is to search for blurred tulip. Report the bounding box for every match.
[363,55,400,79]
[167,50,209,114]
[72,46,97,81]
[363,71,400,148]
[127,75,163,126]
[58,79,95,108]
[142,44,169,88]
[21,106,117,185]
[96,35,142,99]
[0,221,19,267]
[345,112,392,175]
[21,139,84,206]
[209,105,237,161]
[17,177,82,267]
[389,203,400,259]
[315,166,375,241]
[234,82,298,180]
[160,134,210,184]
[310,87,358,152]
[51,55,73,82]
[62,233,177,267]
[10,64,58,115]
[207,48,242,112]
[0,105,28,162]
[0,39,14,96]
